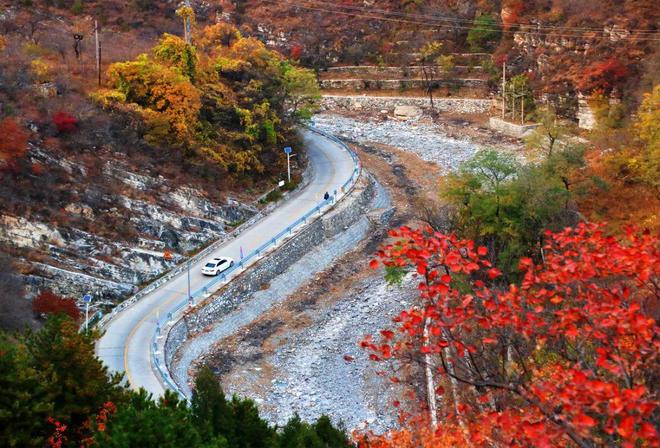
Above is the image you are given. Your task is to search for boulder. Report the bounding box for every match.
[393,105,422,119]
[65,203,95,219]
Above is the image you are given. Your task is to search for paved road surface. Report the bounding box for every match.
[96,129,357,396]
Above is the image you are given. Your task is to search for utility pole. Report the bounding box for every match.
[502,62,506,119]
[182,0,193,44]
[94,20,101,86]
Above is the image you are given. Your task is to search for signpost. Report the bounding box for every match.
[284,146,292,183]
[83,294,92,332]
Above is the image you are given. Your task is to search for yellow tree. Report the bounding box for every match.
[634,85,659,188]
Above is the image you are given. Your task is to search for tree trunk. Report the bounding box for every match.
[423,316,438,428]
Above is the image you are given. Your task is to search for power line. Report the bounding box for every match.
[258,0,660,42]
[301,0,660,35]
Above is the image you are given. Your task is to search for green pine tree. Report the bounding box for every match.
[0,333,54,447]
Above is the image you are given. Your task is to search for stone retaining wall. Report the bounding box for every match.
[322,65,481,79]
[320,95,494,114]
[488,117,540,138]
[320,78,488,91]
[164,176,375,370]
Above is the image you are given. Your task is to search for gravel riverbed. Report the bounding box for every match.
[313,114,481,172]
[259,274,416,432]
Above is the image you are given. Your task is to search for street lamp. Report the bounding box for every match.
[83,294,92,332]
[284,146,292,183]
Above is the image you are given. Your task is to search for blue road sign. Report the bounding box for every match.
[284,146,292,154]
[83,294,92,303]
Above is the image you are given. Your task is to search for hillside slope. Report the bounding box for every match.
[0,3,314,327]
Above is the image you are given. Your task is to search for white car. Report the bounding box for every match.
[201,257,234,276]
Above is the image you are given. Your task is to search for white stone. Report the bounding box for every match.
[393,105,422,119]
[0,215,64,248]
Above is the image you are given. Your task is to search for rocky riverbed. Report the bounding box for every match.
[312,111,522,173]
[258,274,416,432]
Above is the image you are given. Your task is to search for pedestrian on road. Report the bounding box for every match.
[323,191,330,201]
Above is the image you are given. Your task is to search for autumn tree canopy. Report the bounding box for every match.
[100,24,319,176]
[363,223,658,447]
[0,118,29,167]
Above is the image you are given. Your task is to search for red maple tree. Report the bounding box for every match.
[52,111,78,134]
[32,290,82,321]
[290,43,303,60]
[362,223,659,447]
[579,57,629,93]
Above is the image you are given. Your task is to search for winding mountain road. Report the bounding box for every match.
[96,129,357,397]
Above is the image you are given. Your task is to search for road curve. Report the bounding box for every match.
[96,129,357,397]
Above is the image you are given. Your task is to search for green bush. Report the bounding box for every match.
[442,147,585,279]
[71,0,83,15]
[0,317,353,447]
[466,14,501,52]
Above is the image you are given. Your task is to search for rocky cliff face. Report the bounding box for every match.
[1,144,257,308]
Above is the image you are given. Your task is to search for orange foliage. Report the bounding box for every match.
[501,0,524,31]
[0,117,29,165]
[578,57,629,93]
[357,416,468,447]
[577,149,659,232]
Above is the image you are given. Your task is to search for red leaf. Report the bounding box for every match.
[574,413,597,428]
[477,246,488,256]
[380,330,395,340]
[369,259,379,269]
[617,416,635,438]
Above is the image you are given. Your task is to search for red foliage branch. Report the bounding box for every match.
[47,418,67,448]
[32,290,82,321]
[578,57,629,93]
[363,223,659,447]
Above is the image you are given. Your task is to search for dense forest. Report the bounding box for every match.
[0,316,352,447]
